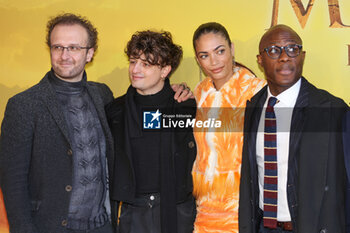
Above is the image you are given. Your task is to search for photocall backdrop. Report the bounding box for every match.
[0,0,349,231]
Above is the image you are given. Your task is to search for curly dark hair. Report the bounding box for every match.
[46,13,98,53]
[125,30,183,79]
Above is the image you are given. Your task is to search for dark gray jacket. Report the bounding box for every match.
[0,71,114,233]
[239,77,348,233]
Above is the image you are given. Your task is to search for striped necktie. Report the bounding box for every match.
[263,96,278,229]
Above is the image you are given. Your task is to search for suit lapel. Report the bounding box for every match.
[39,75,71,146]
[86,83,114,168]
[343,112,350,182]
[288,77,309,180]
[245,87,267,187]
[86,84,111,139]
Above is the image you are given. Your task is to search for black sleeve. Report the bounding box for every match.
[0,96,39,233]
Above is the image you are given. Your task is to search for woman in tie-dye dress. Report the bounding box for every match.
[191,22,266,232]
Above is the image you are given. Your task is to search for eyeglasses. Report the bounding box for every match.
[261,44,302,59]
[50,45,91,54]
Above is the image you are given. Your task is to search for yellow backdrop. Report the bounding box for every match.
[0,0,349,231]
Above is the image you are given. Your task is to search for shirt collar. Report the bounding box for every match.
[267,78,301,107]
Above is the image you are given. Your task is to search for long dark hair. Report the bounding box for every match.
[193,22,256,75]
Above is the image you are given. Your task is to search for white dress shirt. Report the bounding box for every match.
[256,78,301,221]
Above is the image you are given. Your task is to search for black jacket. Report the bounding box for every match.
[343,111,350,232]
[105,85,196,233]
[239,77,348,233]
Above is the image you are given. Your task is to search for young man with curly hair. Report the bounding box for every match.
[106,30,197,233]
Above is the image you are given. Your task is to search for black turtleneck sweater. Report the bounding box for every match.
[48,71,109,230]
[129,81,174,194]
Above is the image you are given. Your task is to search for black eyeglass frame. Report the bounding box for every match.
[260,44,303,59]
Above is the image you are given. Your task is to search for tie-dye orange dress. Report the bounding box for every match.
[192,67,266,233]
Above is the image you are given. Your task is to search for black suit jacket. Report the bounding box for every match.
[0,71,114,233]
[343,111,350,232]
[239,77,348,233]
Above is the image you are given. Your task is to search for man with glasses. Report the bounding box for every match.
[0,13,115,233]
[239,24,348,233]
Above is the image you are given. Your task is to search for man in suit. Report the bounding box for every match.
[239,24,348,233]
[0,13,115,233]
